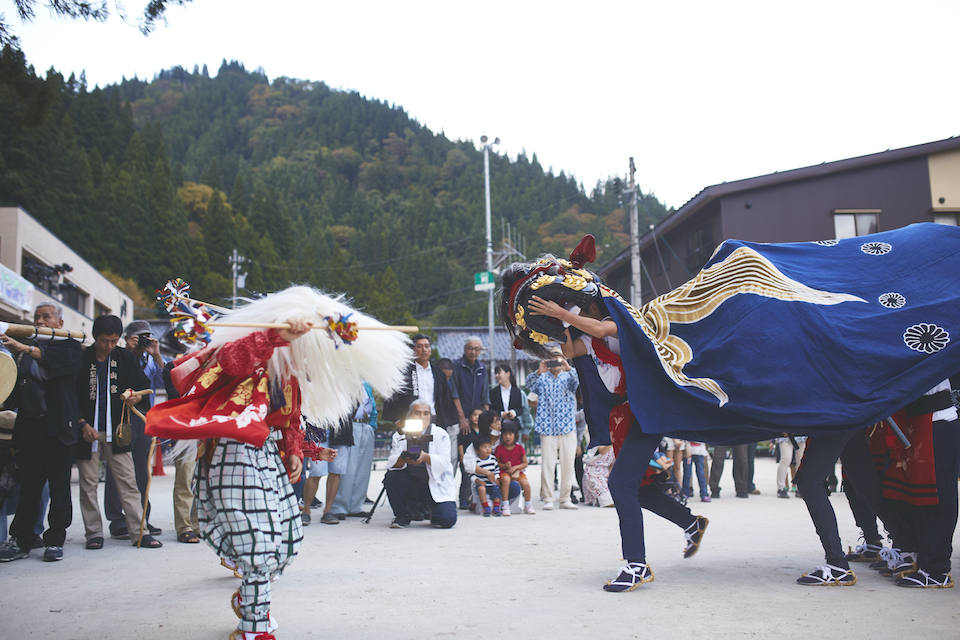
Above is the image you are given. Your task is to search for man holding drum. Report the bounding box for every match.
[0,302,83,563]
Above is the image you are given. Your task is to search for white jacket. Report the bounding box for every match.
[386,424,457,503]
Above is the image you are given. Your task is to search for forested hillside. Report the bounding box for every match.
[0,48,672,324]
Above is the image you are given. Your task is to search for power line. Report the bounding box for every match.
[367,285,476,314]
[374,294,488,325]
[248,194,579,274]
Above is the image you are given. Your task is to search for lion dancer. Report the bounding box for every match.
[148,286,411,638]
[504,236,707,592]
[529,293,707,592]
[207,320,316,638]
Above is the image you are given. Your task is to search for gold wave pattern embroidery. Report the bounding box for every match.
[198,363,223,389]
[281,383,294,415]
[218,377,255,411]
[603,246,866,406]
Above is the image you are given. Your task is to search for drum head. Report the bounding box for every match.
[0,350,16,405]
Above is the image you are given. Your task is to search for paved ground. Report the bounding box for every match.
[2,457,958,639]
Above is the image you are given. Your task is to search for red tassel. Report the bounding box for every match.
[568,234,597,268]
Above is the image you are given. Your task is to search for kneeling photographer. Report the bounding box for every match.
[383,401,457,529]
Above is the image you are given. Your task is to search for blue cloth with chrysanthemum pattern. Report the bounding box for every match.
[607,223,960,444]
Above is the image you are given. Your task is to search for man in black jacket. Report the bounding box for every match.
[0,302,82,562]
[74,315,161,549]
[383,334,458,466]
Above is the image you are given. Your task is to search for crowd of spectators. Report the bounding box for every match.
[0,319,813,561]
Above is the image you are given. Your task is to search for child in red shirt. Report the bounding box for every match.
[495,420,534,515]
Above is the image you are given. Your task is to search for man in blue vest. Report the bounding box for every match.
[450,337,490,436]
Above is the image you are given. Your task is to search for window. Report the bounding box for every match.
[94,300,111,318]
[833,209,879,239]
[933,212,959,226]
[60,281,88,314]
[686,223,714,272]
[21,253,86,313]
[22,253,57,295]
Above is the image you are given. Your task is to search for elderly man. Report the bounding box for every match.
[102,320,166,540]
[450,336,489,435]
[526,354,580,510]
[383,401,457,529]
[0,302,82,562]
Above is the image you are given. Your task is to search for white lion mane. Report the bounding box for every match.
[206,286,411,430]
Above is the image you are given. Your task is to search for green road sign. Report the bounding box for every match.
[474,271,495,291]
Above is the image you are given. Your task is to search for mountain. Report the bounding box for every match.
[0,49,672,325]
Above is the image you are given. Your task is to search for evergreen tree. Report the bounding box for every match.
[202,190,235,278]
[202,158,221,190]
[247,185,275,236]
[229,170,248,217]
[147,155,190,287]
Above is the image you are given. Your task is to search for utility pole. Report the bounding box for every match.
[627,157,642,307]
[481,135,500,385]
[229,249,247,308]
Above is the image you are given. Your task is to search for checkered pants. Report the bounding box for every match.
[196,435,302,633]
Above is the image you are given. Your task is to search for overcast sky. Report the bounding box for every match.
[11,0,960,209]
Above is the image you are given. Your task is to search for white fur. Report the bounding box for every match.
[207,286,412,429]
[163,439,198,464]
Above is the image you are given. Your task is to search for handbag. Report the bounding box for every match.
[115,404,133,447]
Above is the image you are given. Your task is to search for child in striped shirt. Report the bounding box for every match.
[473,440,502,516]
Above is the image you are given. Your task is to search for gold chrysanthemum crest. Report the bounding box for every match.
[528,330,549,344]
[570,267,594,281]
[515,305,527,329]
[563,275,587,291]
[530,275,556,290]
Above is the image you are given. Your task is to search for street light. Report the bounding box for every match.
[481,135,499,385]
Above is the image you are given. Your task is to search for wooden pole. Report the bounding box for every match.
[1,323,87,341]
[206,322,419,333]
[122,389,154,398]
[136,436,158,548]
[120,389,151,422]
[174,297,230,314]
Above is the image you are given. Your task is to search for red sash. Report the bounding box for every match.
[591,336,626,396]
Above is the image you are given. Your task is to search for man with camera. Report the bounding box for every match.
[101,320,166,540]
[383,401,457,529]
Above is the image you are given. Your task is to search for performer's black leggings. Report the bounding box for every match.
[796,429,884,564]
[894,418,959,575]
[608,423,696,561]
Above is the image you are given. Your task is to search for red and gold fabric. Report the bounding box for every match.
[146,330,303,460]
